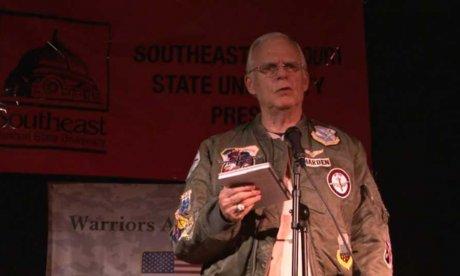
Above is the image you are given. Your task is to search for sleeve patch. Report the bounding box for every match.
[171,189,194,242]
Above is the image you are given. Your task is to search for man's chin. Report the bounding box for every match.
[272,101,300,111]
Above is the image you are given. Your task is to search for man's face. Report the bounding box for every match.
[245,37,309,112]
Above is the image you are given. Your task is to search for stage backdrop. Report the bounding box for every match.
[0,1,370,180]
[47,182,200,275]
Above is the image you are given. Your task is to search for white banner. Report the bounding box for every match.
[47,182,200,275]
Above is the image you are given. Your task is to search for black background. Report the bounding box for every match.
[1,1,458,275]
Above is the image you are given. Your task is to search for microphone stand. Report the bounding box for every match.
[291,153,309,276]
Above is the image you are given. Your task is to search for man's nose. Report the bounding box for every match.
[274,65,289,78]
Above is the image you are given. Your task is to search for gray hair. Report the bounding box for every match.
[245,32,307,73]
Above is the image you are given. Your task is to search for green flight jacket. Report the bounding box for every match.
[171,115,392,276]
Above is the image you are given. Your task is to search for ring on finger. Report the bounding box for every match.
[236,203,245,212]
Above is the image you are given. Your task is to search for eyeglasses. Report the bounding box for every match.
[247,62,306,77]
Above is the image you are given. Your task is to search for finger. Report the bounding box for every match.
[233,195,261,218]
[220,189,259,209]
[219,185,259,203]
[241,194,262,207]
[218,186,260,222]
[235,203,254,219]
[227,189,261,205]
[226,184,256,193]
[237,195,261,216]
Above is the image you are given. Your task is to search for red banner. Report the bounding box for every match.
[0,1,370,180]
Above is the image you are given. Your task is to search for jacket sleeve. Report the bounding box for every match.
[170,138,242,264]
[351,142,393,275]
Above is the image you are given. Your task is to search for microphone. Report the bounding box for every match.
[285,126,306,167]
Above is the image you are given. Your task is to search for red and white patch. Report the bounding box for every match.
[326,168,351,198]
[220,145,259,173]
[383,240,393,269]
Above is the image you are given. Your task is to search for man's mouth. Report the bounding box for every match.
[276,86,292,92]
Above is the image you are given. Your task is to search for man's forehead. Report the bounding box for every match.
[252,37,300,61]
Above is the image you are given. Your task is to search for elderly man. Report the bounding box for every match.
[171,32,392,275]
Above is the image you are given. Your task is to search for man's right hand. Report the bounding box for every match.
[218,184,262,222]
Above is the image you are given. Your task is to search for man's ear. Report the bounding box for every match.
[302,71,310,93]
[245,75,256,96]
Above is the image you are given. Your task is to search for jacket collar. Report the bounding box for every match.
[251,113,310,140]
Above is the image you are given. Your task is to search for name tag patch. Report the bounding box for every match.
[305,148,330,167]
[305,157,331,167]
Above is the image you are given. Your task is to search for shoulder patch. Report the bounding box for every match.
[220,145,259,173]
[311,125,340,146]
[178,189,192,215]
[171,189,194,242]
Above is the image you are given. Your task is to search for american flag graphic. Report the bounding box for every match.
[141,251,201,275]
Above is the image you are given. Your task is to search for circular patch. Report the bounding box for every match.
[326,168,351,198]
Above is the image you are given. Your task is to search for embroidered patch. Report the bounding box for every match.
[311,125,340,146]
[305,149,324,158]
[180,218,194,240]
[175,214,189,230]
[306,158,331,167]
[186,151,200,180]
[170,189,194,242]
[178,190,192,215]
[327,168,351,198]
[174,211,194,241]
[220,145,259,173]
[170,225,181,242]
[383,240,393,269]
[336,234,353,270]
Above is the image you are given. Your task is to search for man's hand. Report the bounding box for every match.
[218,184,262,222]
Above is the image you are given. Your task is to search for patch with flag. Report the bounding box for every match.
[178,190,192,215]
[141,251,201,274]
[336,234,353,270]
[311,125,340,146]
[171,190,194,242]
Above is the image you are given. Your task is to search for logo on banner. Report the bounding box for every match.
[0,11,110,154]
[326,168,351,198]
[220,145,259,172]
[1,16,109,111]
[4,30,101,107]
